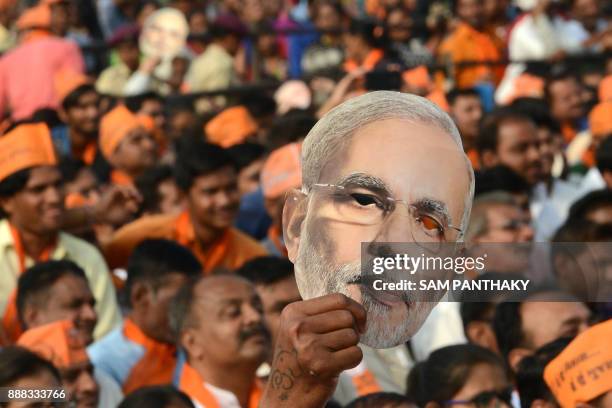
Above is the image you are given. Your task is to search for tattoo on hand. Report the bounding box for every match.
[269,348,304,400]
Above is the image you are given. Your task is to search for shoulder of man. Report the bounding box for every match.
[229,227,269,256]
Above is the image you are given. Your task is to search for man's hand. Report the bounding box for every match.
[260,293,366,408]
[92,185,141,227]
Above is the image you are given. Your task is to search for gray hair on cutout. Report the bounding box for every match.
[301,91,475,234]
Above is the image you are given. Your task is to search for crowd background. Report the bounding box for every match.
[0,0,611,407]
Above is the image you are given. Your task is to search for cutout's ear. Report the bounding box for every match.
[282,189,307,263]
[480,150,499,169]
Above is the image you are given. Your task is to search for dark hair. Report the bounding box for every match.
[240,94,277,120]
[267,110,317,150]
[345,392,415,408]
[447,88,480,106]
[567,189,612,221]
[310,0,346,23]
[552,218,612,242]
[516,337,572,408]
[174,139,235,192]
[406,344,507,407]
[135,165,175,214]
[58,158,88,184]
[348,18,383,48]
[126,239,201,307]
[510,97,561,134]
[492,301,525,364]
[236,256,294,285]
[125,91,163,114]
[596,135,612,174]
[0,168,31,198]
[118,385,195,408]
[0,346,61,387]
[544,68,577,104]
[168,276,202,339]
[477,109,535,155]
[16,260,88,328]
[474,165,530,196]
[62,84,97,111]
[226,143,267,171]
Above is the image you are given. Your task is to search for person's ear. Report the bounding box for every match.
[130,282,151,310]
[22,305,39,330]
[508,347,532,373]
[480,149,499,169]
[282,189,307,263]
[602,170,612,189]
[181,328,203,360]
[58,107,69,124]
[0,195,16,217]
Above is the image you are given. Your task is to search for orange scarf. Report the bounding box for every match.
[77,142,97,166]
[173,211,232,274]
[122,318,177,394]
[351,369,381,396]
[110,170,133,186]
[178,362,262,408]
[267,225,287,257]
[2,224,56,343]
[344,49,384,73]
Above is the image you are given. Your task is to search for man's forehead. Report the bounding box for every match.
[195,276,255,303]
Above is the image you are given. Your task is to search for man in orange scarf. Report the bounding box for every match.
[437,0,502,89]
[99,104,157,187]
[88,239,201,394]
[171,275,270,408]
[104,139,266,273]
[0,123,120,343]
[18,320,100,408]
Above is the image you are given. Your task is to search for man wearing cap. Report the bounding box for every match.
[104,139,266,272]
[259,142,302,257]
[0,123,120,343]
[18,320,100,408]
[54,70,101,165]
[0,3,84,121]
[99,104,158,186]
[185,14,246,93]
[544,319,612,408]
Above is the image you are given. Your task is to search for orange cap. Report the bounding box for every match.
[0,123,57,183]
[544,319,612,408]
[261,142,302,199]
[16,5,51,31]
[589,102,612,138]
[55,69,91,105]
[205,106,258,148]
[17,320,89,369]
[402,66,432,91]
[99,105,155,159]
[509,73,545,103]
[599,75,612,102]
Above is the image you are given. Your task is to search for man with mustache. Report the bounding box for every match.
[105,139,266,272]
[260,91,475,406]
[170,275,271,407]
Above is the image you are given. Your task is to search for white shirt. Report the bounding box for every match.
[191,382,242,408]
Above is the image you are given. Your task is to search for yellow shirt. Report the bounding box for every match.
[185,43,237,93]
[0,219,121,340]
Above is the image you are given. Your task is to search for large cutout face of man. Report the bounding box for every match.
[283,92,473,348]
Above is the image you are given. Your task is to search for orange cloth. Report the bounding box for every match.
[561,122,577,144]
[110,170,134,186]
[589,102,612,138]
[344,49,384,73]
[122,318,176,394]
[437,23,502,88]
[0,123,57,183]
[467,148,480,170]
[78,142,97,166]
[267,225,287,257]
[402,66,432,91]
[544,319,612,408]
[16,5,51,31]
[99,105,155,159]
[0,0,17,11]
[17,320,89,368]
[261,142,302,199]
[178,361,262,408]
[426,89,450,113]
[55,69,91,105]
[1,223,56,343]
[104,210,267,272]
[65,192,93,209]
[599,75,612,102]
[506,73,545,103]
[205,106,258,148]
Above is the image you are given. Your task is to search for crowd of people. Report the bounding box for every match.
[0,0,611,407]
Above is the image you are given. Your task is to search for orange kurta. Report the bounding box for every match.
[437,23,502,88]
[104,210,267,272]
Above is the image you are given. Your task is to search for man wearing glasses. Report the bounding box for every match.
[261,91,475,407]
